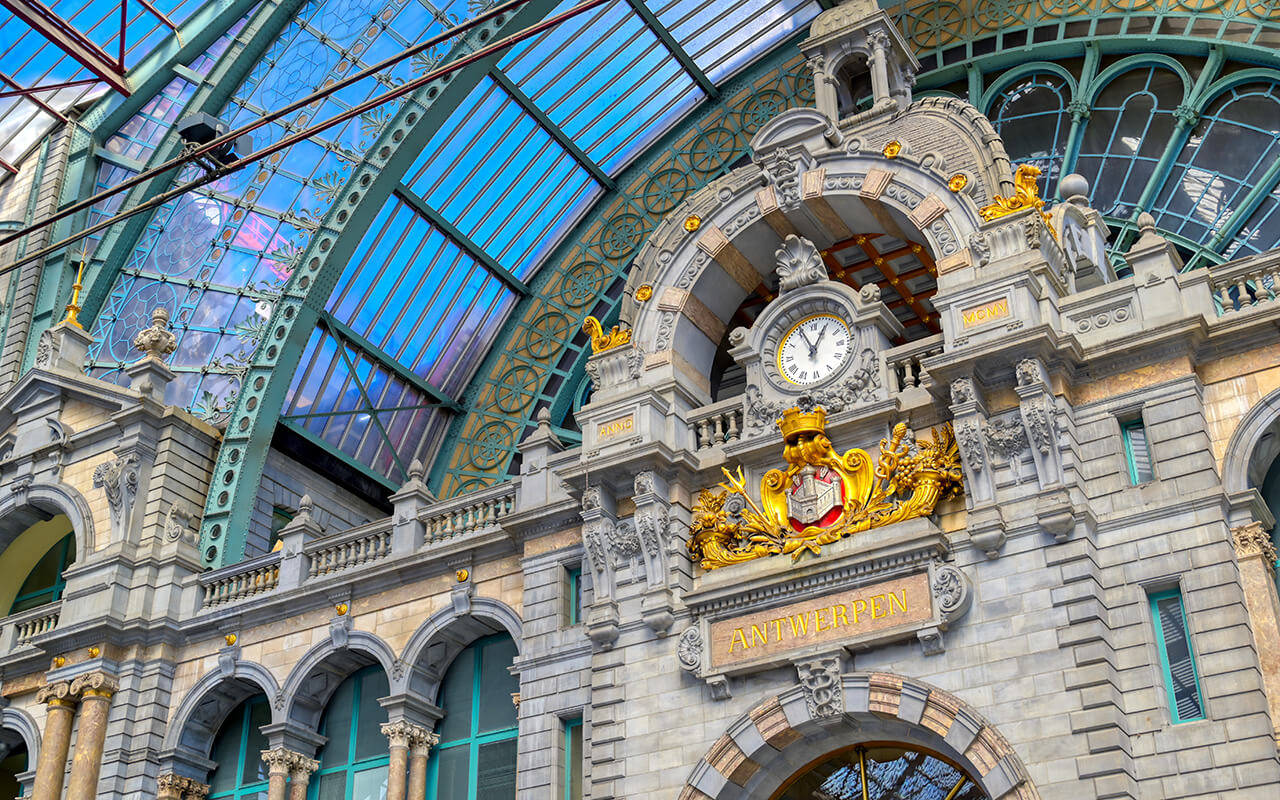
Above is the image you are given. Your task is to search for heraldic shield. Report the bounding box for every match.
[688,407,964,569]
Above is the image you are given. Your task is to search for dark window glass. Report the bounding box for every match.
[1151,591,1205,723]
[429,634,518,799]
[565,718,583,800]
[1123,420,1154,484]
[312,666,391,796]
[10,533,76,614]
[208,695,271,798]
[990,73,1071,195]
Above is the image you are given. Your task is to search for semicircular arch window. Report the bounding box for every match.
[207,695,271,799]
[1074,66,1184,221]
[9,532,75,615]
[773,743,991,800]
[1152,83,1280,250]
[988,73,1071,197]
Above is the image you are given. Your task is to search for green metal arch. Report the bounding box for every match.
[1085,53,1194,108]
[978,61,1079,114]
[1197,67,1280,107]
[194,0,562,568]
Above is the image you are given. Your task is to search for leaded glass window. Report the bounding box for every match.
[1075,67,1184,220]
[311,666,391,800]
[988,73,1071,196]
[428,635,519,800]
[9,533,75,615]
[774,744,989,800]
[208,696,271,800]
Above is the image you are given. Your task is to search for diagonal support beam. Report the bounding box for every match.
[317,311,462,412]
[1,0,131,95]
[621,0,718,100]
[489,68,616,191]
[393,182,531,296]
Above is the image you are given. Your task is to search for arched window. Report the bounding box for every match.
[208,695,271,799]
[9,532,75,615]
[1153,83,1280,249]
[0,737,28,800]
[989,73,1072,196]
[774,743,990,800]
[310,666,390,799]
[1075,67,1184,220]
[427,634,519,800]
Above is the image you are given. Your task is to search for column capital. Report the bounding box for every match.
[261,747,297,773]
[381,720,416,748]
[158,774,211,799]
[288,753,319,778]
[1234,521,1277,569]
[69,671,119,699]
[408,727,440,757]
[35,680,77,707]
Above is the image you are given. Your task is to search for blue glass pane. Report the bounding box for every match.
[652,0,821,84]
[989,74,1070,198]
[499,0,703,174]
[405,78,602,281]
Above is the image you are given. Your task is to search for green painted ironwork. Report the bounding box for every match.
[208,696,271,799]
[309,666,392,799]
[1148,588,1206,724]
[1121,419,1153,485]
[8,533,75,615]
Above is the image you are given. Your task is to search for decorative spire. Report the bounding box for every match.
[62,256,86,329]
[133,307,177,360]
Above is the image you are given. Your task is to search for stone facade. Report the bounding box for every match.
[3,4,1280,800]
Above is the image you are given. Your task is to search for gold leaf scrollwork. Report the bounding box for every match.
[978,163,1055,232]
[688,407,963,570]
[582,316,632,353]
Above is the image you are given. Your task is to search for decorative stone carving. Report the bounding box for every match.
[858,283,881,305]
[1022,397,1054,455]
[955,420,984,473]
[931,564,968,616]
[610,520,642,567]
[677,626,702,673]
[36,680,75,706]
[949,377,974,406]
[1234,521,1278,566]
[93,454,139,538]
[35,329,54,368]
[967,232,990,266]
[635,508,666,558]
[70,671,119,698]
[133,307,178,359]
[775,235,828,293]
[158,774,210,800]
[381,720,416,747]
[1015,357,1042,387]
[796,655,843,718]
[164,500,194,542]
[984,417,1028,482]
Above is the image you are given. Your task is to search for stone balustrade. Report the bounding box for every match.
[199,552,281,609]
[422,483,515,542]
[688,398,745,450]
[6,602,60,648]
[885,333,944,393]
[306,524,392,578]
[1210,255,1280,314]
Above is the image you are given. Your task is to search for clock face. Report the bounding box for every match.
[778,314,851,385]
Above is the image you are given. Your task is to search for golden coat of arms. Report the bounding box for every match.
[688,407,963,569]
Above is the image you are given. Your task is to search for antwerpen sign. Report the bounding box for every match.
[708,572,932,669]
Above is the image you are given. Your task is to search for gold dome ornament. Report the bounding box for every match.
[948,173,968,192]
[882,140,902,159]
[683,214,702,232]
[634,284,654,303]
[688,406,964,570]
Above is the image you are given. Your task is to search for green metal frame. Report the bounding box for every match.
[566,565,582,626]
[425,633,519,799]
[208,696,270,799]
[309,666,392,799]
[563,716,583,800]
[8,533,74,615]
[1148,588,1206,725]
[1121,419,1153,485]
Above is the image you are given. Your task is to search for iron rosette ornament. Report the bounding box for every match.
[689,407,963,569]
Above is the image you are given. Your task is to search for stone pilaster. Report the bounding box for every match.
[1233,521,1280,740]
[32,681,77,800]
[65,672,119,800]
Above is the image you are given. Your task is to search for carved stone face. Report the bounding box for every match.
[777,313,851,386]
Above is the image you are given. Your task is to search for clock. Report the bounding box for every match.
[777,313,851,385]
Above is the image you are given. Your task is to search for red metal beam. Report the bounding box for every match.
[135,0,176,31]
[0,0,131,95]
[0,72,71,124]
[0,157,19,175]
[0,77,102,99]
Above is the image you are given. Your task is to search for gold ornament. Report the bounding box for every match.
[62,256,87,328]
[684,214,702,232]
[635,284,653,302]
[979,163,1054,231]
[456,568,469,582]
[882,140,902,159]
[52,656,65,668]
[582,316,631,354]
[947,173,968,192]
[224,634,238,647]
[688,407,963,570]
[87,646,101,658]
[335,603,348,616]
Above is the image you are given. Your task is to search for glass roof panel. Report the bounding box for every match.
[651,0,821,84]
[328,197,520,397]
[405,75,602,280]
[498,0,704,174]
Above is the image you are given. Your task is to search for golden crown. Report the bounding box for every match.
[777,406,827,441]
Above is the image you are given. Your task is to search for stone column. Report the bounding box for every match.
[32,681,77,800]
[261,748,297,800]
[1234,522,1280,739]
[65,672,118,800]
[381,721,413,800]
[287,754,319,800]
[407,727,439,800]
[185,777,211,800]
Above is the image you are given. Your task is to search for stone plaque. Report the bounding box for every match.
[960,296,1010,328]
[708,572,932,669]
[597,415,634,440]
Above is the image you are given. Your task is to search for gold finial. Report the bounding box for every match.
[683,214,702,232]
[52,655,66,668]
[87,646,101,658]
[882,140,902,159]
[948,173,968,192]
[979,164,1053,229]
[224,634,238,647]
[62,255,87,329]
[455,568,469,582]
[335,603,348,616]
[582,316,631,354]
[634,284,653,302]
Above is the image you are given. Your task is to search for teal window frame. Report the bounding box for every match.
[1149,589,1206,724]
[208,696,270,799]
[1121,419,1154,485]
[426,634,519,799]
[9,533,75,615]
[567,565,582,626]
[308,666,390,799]
[563,716,583,800]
